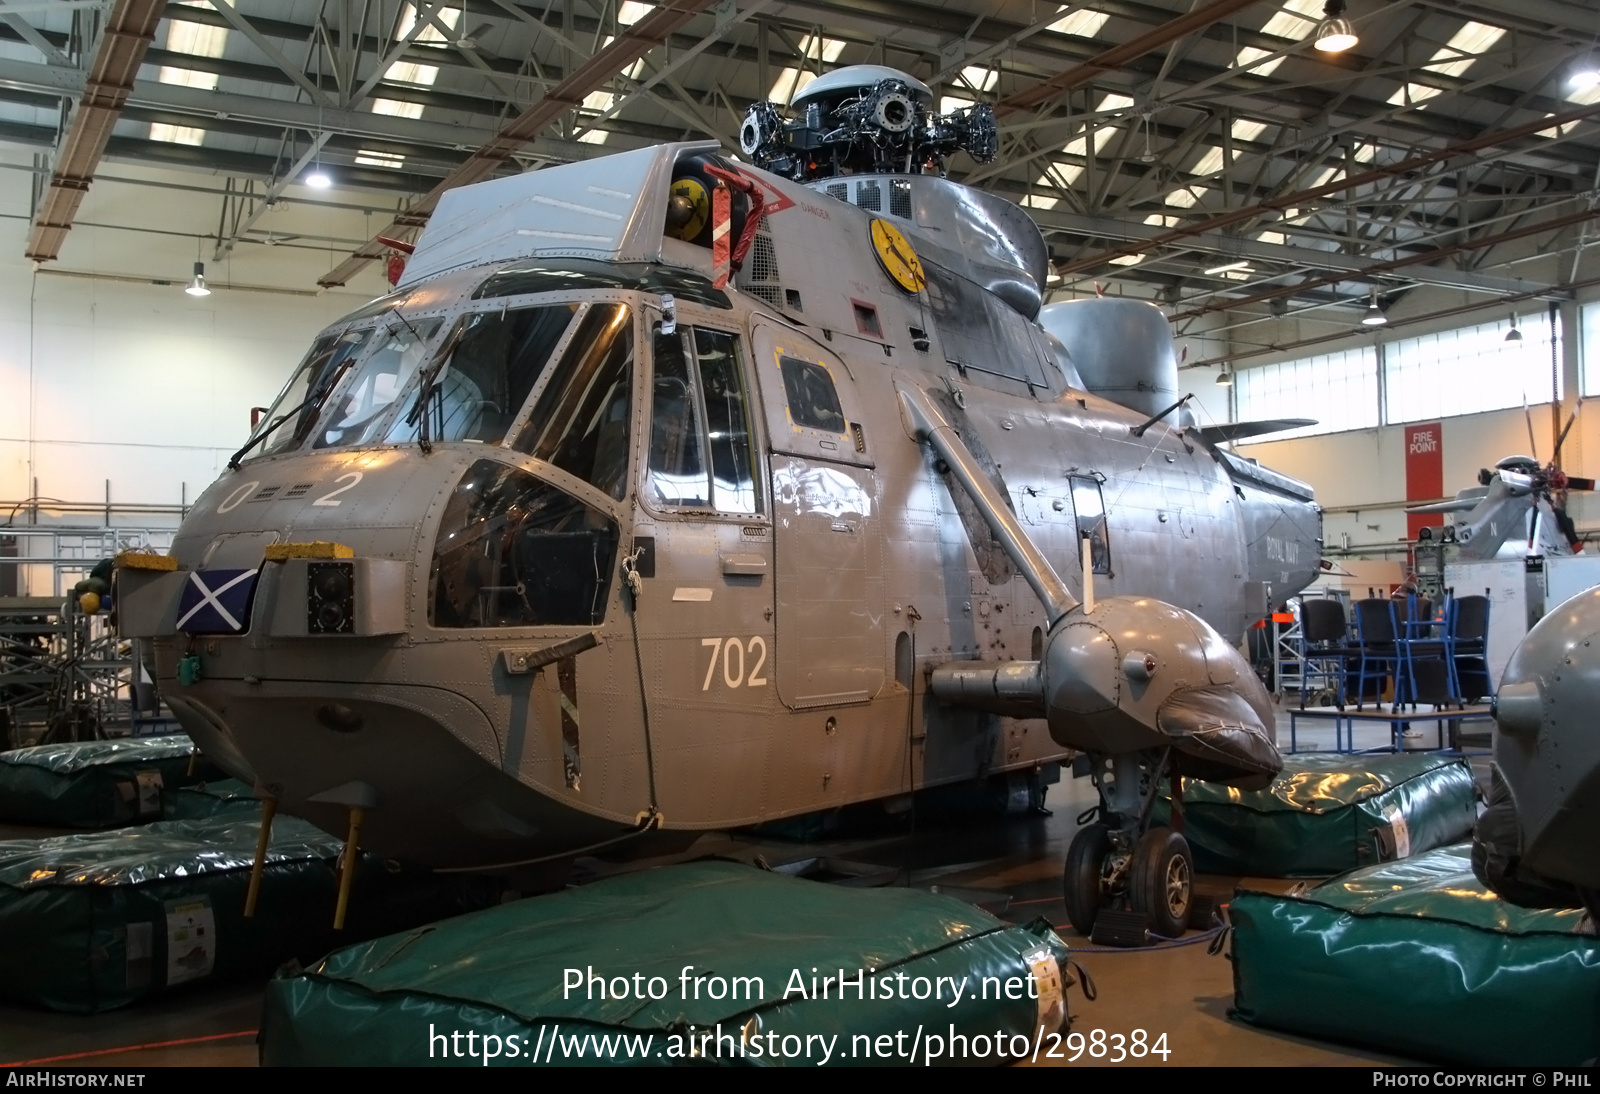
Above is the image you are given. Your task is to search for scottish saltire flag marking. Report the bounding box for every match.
[176,569,260,634]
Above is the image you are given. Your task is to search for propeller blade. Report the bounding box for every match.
[1524,395,1540,466]
[1567,476,1597,492]
[1554,399,1583,468]
[1405,498,1480,514]
[1197,419,1317,444]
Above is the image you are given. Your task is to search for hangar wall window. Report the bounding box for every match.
[1383,312,1561,424]
[1581,301,1600,398]
[1234,346,1378,439]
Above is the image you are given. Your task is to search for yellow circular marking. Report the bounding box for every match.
[869,218,926,294]
[667,178,710,241]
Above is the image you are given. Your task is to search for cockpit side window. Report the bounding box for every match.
[314,319,442,449]
[510,303,634,500]
[430,459,619,628]
[250,328,374,459]
[386,305,578,448]
[1069,476,1112,576]
[647,327,707,507]
[647,325,761,514]
[778,357,845,434]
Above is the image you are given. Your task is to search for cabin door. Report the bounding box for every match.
[749,320,883,709]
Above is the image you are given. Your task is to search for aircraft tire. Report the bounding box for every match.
[1062,822,1111,936]
[1129,826,1193,938]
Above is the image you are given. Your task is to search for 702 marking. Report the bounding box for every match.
[701,636,769,690]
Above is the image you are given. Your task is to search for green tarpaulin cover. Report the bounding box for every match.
[263,860,1070,1067]
[0,814,498,1013]
[162,778,260,821]
[0,735,225,828]
[1151,752,1477,876]
[1231,845,1600,1066]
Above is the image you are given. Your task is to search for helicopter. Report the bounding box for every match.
[1406,403,1593,560]
[114,66,1322,936]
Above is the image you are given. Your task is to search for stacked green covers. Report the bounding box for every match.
[1231,846,1600,1066]
[263,860,1070,1067]
[0,735,225,828]
[0,814,499,1012]
[1151,752,1477,876]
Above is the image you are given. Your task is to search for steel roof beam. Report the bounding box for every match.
[1052,98,1600,278]
[25,0,165,262]
[1030,207,1566,300]
[318,0,720,288]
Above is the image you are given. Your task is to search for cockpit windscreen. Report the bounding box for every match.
[247,327,374,459]
[314,319,443,449]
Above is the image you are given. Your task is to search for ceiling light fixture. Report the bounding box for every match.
[1361,288,1386,326]
[1571,59,1600,90]
[1505,312,1523,342]
[1204,260,1251,275]
[1215,365,1233,386]
[1313,0,1358,53]
[305,167,332,189]
[185,261,211,297]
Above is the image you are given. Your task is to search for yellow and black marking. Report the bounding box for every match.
[558,656,581,791]
[869,217,926,294]
[666,177,711,242]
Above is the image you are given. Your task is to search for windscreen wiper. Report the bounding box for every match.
[405,321,469,454]
[227,360,354,470]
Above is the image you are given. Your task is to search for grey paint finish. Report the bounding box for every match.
[132,140,1320,866]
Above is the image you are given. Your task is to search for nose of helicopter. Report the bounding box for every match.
[166,680,633,868]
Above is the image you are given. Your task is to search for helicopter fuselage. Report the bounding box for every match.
[122,143,1320,867]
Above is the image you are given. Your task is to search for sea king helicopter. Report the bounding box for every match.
[115,66,1321,937]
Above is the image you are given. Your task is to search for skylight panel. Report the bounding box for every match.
[1047,8,1109,38]
[372,99,424,120]
[1191,146,1225,176]
[1166,186,1207,208]
[150,122,206,145]
[619,2,652,25]
[397,3,458,45]
[158,2,226,92]
[1257,0,1324,39]
[1028,94,1135,197]
[1233,0,1322,77]
[1386,20,1506,109]
[355,149,406,168]
[767,35,847,103]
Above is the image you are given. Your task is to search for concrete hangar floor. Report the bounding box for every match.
[0,714,1426,1069]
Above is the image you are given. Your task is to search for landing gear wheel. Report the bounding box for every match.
[1129,826,1193,938]
[1062,822,1111,936]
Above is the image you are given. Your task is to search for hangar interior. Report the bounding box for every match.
[0,0,1595,1069]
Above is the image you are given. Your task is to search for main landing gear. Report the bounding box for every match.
[1062,749,1196,943]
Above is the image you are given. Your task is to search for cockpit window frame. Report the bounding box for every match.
[640,303,766,522]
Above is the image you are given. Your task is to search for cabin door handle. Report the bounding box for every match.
[721,554,767,576]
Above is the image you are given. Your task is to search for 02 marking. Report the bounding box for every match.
[701,636,769,690]
[313,471,363,507]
